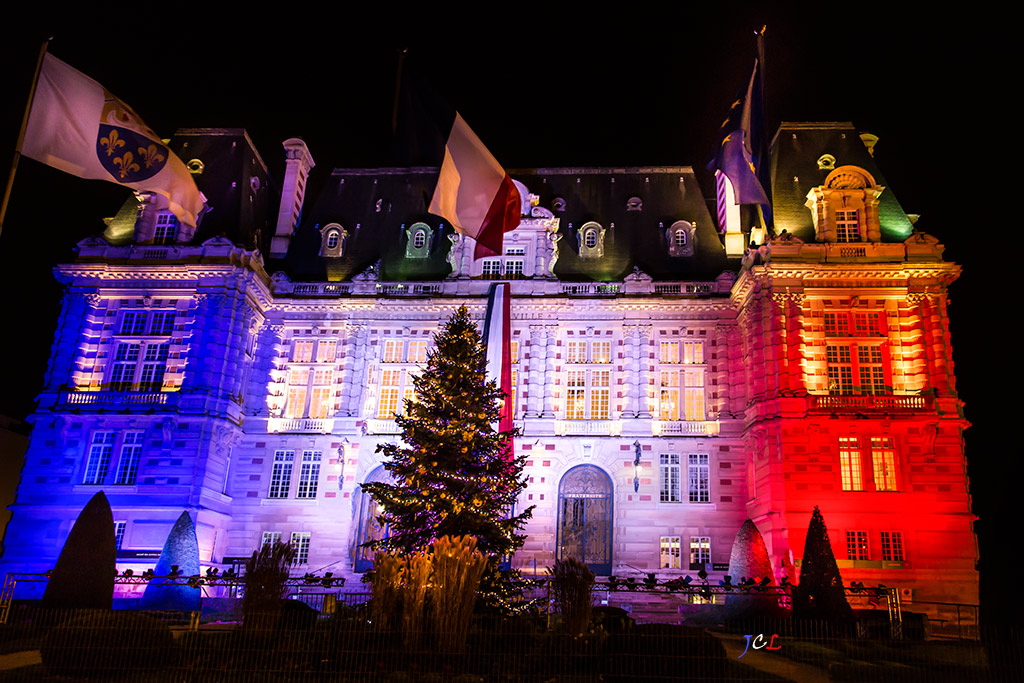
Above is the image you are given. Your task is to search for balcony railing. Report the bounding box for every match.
[655,420,720,436]
[364,418,403,435]
[266,418,335,434]
[554,420,622,436]
[59,390,176,408]
[812,394,932,412]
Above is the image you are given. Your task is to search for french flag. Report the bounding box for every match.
[395,64,522,257]
[483,282,514,459]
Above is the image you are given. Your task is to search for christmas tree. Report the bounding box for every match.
[362,305,533,610]
[792,506,853,626]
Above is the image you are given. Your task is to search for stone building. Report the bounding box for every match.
[0,122,976,609]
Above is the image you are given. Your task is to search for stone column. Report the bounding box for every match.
[526,325,546,417]
[340,323,368,416]
[541,325,558,418]
[621,325,638,418]
[635,325,652,419]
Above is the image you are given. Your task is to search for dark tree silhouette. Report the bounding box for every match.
[792,506,853,625]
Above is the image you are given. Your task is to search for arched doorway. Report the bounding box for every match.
[557,465,613,575]
[352,465,393,572]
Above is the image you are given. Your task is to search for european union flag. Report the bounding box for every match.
[708,58,769,207]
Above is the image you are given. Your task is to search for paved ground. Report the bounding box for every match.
[713,632,830,683]
[0,650,40,671]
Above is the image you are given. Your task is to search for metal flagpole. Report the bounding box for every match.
[0,38,50,239]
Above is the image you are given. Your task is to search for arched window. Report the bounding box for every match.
[413,229,426,249]
[557,465,613,575]
[320,223,347,256]
[326,231,339,249]
[405,222,433,259]
[352,465,393,571]
[584,229,598,248]
[674,230,686,248]
[667,220,695,257]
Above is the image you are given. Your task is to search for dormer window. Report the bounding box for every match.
[405,222,433,259]
[153,212,178,245]
[835,210,860,242]
[627,196,643,211]
[805,165,883,243]
[578,221,605,258]
[666,220,696,257]
[319,223,348,257]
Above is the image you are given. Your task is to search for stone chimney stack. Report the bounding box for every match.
[270,138,315,258]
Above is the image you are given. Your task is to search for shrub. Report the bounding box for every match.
[242,540,296,632]
[546,557,595,634]
[41,610,173,677]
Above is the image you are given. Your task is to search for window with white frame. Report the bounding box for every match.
[835,209,860,242]
[481,260,501,279]
[688,453,710,503]
[296,450,321,499]
[683,341,704,364]
[659,340,704,420]
[291,532,311,564]
[83,432,114,484]
[659,372,680,420]
[660,341,679,364]
[689,536,711,568]
[660,536,681,569]
[114,521,127,550]
[683,368,705,421]
[118,310,177,336]
[268,450,294,498]
[408,340,428,364]
[382,339,403,363]
[824,310,888,395]
[284,338,338,419]
[847,530,869,560]
[114,431,144,485]
[838,436,864,491]
[261,531,282,549]
[562,340,612,420]
[109,308,176,392]
[881,530,904,561]
[153,212,178,245]
[871,437,898,491]
[660,453,681,502]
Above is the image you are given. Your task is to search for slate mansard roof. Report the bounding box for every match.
[286,165,728,283]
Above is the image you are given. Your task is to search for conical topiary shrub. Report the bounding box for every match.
[43,491,115,610]
[725,519,777,617]
[792,507,853,626]
[141,511,201,611]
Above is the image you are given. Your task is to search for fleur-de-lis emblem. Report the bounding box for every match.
[100,129,125,156]
[113,152,140,179]
[138,144,166,169]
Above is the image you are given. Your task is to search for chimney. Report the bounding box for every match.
[270,138,315,258]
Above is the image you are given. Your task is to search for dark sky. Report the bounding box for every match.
[0,6,1010,619]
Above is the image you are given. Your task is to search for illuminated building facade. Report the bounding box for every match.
[1,123,976,609]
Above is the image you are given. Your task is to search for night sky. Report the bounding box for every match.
[0,7,1010,623]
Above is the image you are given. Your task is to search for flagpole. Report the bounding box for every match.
[0,38,50,239]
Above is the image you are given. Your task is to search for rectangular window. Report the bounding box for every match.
[591,341,611,364]
[689,536,711,567]
[504,259,524,278]
[565,370,586,419]
[261,531,282,549]
[84,432,114,484]
[590,370,610,420]
[291,340,314,363]
[688,453,710,503]
[139,344,169,391]
[296,450,321,499]
[827,345,853,394]
[858,346,885,394]
[269,450,294,498]
[408,340,428,364]
[114,521,127,550]
[854,312,883,337]
[566,341,585,364]
[509,340,519,364]
[881,530,904,562]
[315,340,337,363]
[149,311,176,335]
[835,209,860,242]
[120,311,147,335]
[824,312,850,337]
[871,437,898,491]
[847,530,869,560]
[838,437,863,491]
[683,368,705,420]
[291,532,311,564]
[153,213,178,244]
[481,260,501,279]
[510,368,518,417]
[683,341,704,364]
[659,371,679,420]
[382,340,403,363]
[285,367,310,419]
[378,369,402,419]
[660,536,681,569]
[114,431,144,485]
[660,453,680,503]
[659,341,679,364]
[110,343,141,390]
